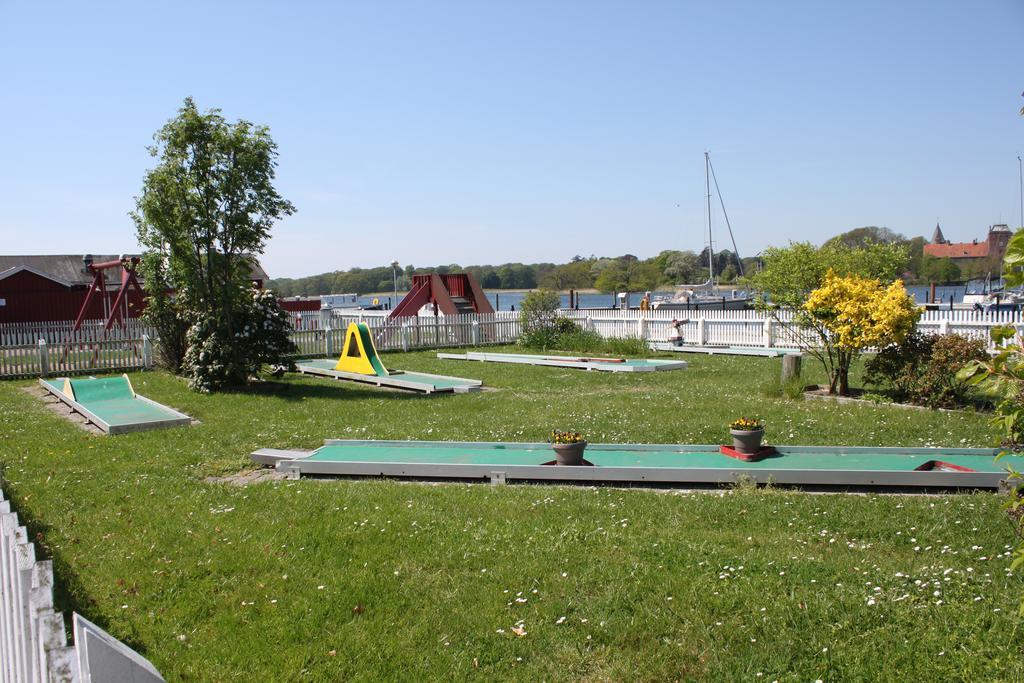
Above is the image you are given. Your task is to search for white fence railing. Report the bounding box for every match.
[289,312,522,358]
[0,337,153,380]
[1,487,164,682]
[560,308,1024,351]
[0,319,155,347]
[2,308,1022,378]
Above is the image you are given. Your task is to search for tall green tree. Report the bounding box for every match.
[133,98,296,391]
[748,241,910,395]
[920,255,961,284]
[748,241,908,309]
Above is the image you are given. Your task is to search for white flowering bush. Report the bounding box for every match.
[182,286,297,392]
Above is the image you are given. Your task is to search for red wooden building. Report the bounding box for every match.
[0,254,270,324]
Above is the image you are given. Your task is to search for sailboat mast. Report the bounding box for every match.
[708,154,744,278]
[705,151,713,282]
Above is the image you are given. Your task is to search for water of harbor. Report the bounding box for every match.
[352,284,978,312]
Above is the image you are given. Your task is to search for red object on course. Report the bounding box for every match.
[719,445,777,462]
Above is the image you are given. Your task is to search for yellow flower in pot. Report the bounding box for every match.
[549,429,587,466]
[728,417,765,455]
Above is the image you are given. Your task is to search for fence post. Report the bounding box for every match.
[37,339,49,376]
[402,324,410,352]
[471,320,480,346]
[586,316,594,332]
[763,319,773,349]
[141,335,152,368]
[325,327,334,357]
[637,316,646,340]
[938,319,949,335]
[697,318,706,346]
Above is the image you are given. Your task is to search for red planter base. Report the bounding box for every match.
[720,445,776,462]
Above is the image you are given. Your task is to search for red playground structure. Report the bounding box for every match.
[62,256,145,362]
[388,273,494,319]
[69,256,144,333]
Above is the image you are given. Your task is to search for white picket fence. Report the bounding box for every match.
[0,319,154,347]
[561,307,1024,351]
[2,308,1022,378]
[289,312,522,358]
[0,487,164,682]
[0,337,154,380]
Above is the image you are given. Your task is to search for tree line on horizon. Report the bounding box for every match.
[267,226,999,297]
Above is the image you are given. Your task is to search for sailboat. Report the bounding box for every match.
[652,153,754,311]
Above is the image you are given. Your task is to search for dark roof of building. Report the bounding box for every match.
[0,254,268,287]
[0,255,129,286]
[931,223,946,244]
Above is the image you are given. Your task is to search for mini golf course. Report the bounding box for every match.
[252,440,1021,489]
[295,321,482,393]
[294,358,482,393]
[437,351,687,372]
[39,375,191,434]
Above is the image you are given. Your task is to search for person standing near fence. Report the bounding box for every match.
[668,318,688,346]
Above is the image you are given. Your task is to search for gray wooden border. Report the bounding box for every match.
[436,352,687,372]
[648,342,800,357]
[253,440,1008,489]
[294,363,482,393]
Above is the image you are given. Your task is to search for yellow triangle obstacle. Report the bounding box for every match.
[334,322,390,377]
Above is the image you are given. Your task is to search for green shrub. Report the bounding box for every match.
[518,290,563,349]
[916,334,990,408]
[555,328,605,352]
[603,336,649,356]
[865,333,989,409]
[864,332,934,402]
[182,287,297,392]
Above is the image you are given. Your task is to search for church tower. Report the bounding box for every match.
[931,222,947,244]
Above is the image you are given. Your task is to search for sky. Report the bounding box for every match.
[1,1,1022,279]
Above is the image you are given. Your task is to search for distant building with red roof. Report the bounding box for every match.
[923,223,1012,261]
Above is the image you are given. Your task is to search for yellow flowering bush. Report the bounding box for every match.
[803,270,920,395]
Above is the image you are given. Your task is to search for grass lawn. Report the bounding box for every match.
[0,347,1021,681]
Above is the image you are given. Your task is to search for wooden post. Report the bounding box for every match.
[763,319,773,349]
[637,316,646,340]
[781,353,802,383]
[471,320,480,346]
[141,335,152,369]
[37,339,49,376]
[697,318,706,346]
[325,327,334,357]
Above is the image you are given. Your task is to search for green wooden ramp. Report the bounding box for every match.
[40,375,191,435]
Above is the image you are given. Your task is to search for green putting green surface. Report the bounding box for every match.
[42,377,188,430]
[305,441,1021,473]
[296,359,479,391]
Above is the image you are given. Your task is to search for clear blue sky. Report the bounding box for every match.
[2,1,1022,279]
